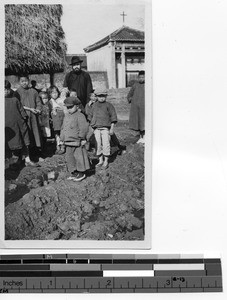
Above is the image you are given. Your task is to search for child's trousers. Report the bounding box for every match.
[65,145,90,174]
[94,128,110,156]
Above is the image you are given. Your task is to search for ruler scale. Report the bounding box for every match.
[0,254,222,293]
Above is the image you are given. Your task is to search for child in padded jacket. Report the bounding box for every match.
[60,97,90,182]
[88,87,117,169]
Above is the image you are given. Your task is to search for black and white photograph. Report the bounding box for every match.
[2,0,152,247]
[1,0,227,298]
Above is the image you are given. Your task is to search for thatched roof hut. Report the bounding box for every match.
[5,4,67,76]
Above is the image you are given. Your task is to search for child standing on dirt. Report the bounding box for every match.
[14,74,43,165]
[48,85,65,154]
[60,97,90,182]
[5,80,31,168]
[88,87,117,169]
[127,70,145,144]
[39,91,51,153]
[86,90,125,156]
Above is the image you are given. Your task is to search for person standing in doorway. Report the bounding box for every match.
[63,56,93,108]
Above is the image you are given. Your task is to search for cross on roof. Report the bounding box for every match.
[120,11,127,23]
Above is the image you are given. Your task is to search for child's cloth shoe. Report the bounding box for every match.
[67,171,79,180]
[73,172,86,182]
[96,161,103,168]
[25,161,40,167]
[58,149,65,155]
[119,145,126,150]
[117,149,122,155]
[136,138,144,144]
[101,163,109,170]
[140,138,145,144]
[58,145,66,154]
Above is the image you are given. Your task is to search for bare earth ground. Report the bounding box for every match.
[5,88,145,241]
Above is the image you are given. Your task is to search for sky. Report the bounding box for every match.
[61,3,145,54]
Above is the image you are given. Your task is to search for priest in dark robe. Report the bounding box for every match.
[63,56,93,108]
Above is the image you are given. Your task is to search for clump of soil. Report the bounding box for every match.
[5,122,145,240]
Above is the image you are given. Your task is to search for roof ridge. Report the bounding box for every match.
[84,25,144,53]
[124,25,144,33]
[110,25,144,38]
[110,25,126,39]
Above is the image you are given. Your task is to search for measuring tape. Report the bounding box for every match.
[0,254,222,293]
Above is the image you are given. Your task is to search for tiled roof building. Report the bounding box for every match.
[84,26,144,52]
[84,26,145,88]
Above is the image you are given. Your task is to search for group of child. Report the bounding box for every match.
[5,70,145,182]
[5,75,124,181]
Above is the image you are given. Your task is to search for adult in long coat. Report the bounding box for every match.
[63,56,93,108]
[127,71,145,143]
[5,84,30,157]
[14,76,42,149]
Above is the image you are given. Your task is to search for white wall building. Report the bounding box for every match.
[84,26,145,88]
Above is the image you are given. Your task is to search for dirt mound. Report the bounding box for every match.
[5,142,144,240]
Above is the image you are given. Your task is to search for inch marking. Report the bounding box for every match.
[0,288,9,293]
[0,274,222,293]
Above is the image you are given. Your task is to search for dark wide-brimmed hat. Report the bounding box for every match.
[69,56,83,65]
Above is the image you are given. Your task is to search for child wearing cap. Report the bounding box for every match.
[88,88,117,169]
[60,96,90,181]
[85,91,125,155]
[127,70,145,144]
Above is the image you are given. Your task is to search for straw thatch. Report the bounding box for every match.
[5,4,67,75]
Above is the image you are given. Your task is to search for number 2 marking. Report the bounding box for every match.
[106,280,111,287]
